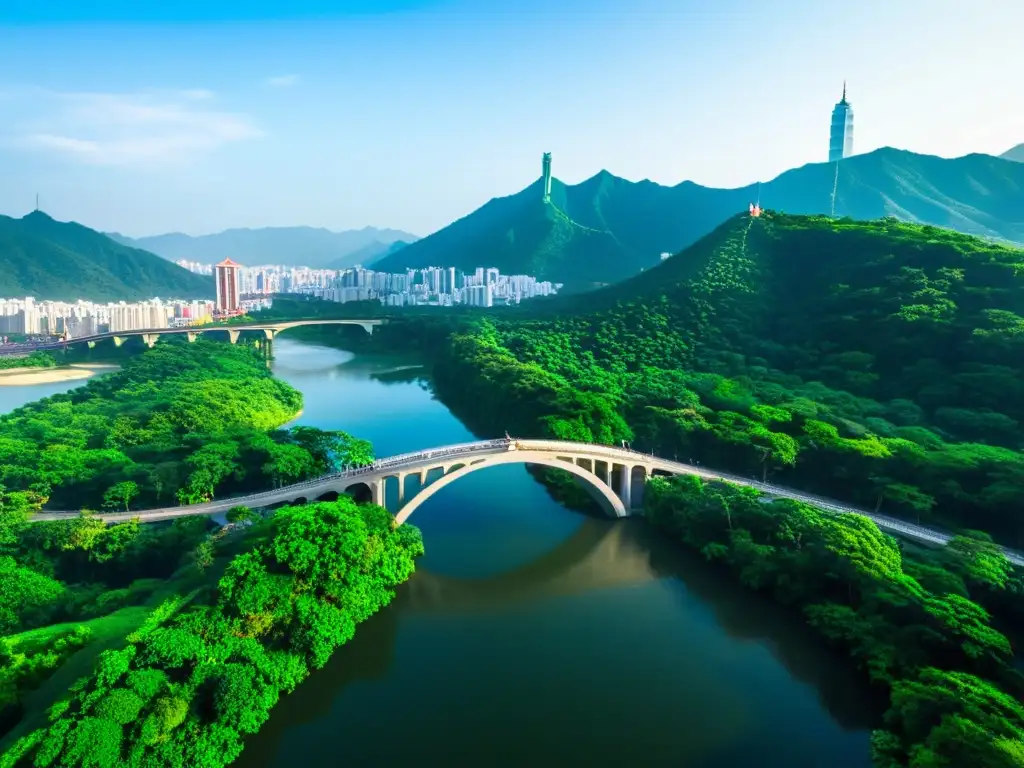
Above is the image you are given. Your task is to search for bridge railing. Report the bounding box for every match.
[123,440,511,514]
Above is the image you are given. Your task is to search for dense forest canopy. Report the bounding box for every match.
[399,213,1024,545]
[0,340,409,766]
[1,497,423,768]
[0,339,371,513]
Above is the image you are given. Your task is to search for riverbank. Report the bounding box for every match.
[0,363,119,386]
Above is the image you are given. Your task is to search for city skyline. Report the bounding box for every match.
[1,0,1021,238]
[0,261,558,340]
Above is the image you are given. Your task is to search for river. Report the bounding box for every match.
[241,339,876,767]
[0,338,877,767]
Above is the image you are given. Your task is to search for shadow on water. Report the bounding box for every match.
[239,516,876,766]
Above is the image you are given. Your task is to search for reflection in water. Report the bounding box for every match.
[233,340,874,768]
[240,517,875,768]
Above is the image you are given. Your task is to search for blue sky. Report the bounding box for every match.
[0,0,1019,237]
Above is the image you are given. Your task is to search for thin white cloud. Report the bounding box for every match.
[266,74,300,88]
[8,89,262,167]
[179,88,216,100]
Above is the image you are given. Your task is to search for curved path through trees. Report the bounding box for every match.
[32,438,1024,566]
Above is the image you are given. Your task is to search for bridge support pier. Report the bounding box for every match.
[112,336,125,348]
[396,475,406,506]
[371,481,384,507]
[187,332,199,343]
[141,334,159,348]
[87,341,96,349]
[227,329,240,345]
[618,464,632,511]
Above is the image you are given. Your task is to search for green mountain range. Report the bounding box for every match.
[326,239,412,270]
[375,147,1024,290]
[0,212,212,302]
[110,226,419,269]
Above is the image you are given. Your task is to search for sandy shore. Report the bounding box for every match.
[0,363,120,386]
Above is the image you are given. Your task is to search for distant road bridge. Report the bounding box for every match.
[32,438,1024,566]
[0,319,383,353]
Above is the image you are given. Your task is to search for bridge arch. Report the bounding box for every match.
[393,451,627,525]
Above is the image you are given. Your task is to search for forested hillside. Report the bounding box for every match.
[0,340,420,766]
[375,148,1024,289]
[0,212,211,302]
[416,213,1024,545]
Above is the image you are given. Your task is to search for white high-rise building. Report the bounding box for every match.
[828,82,854,163]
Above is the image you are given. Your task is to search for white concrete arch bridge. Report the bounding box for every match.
[31,438,1024,567]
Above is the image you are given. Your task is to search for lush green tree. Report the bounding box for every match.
[102,481,139,513]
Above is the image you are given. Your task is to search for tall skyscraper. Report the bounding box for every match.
[828,82,854,163]
[542,152,552,202]
[214,258,242,315]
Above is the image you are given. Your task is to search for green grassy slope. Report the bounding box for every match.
[375,148,1024,289]
[0,212,212,301]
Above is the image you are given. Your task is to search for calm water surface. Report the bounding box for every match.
[240,339,875,768]
[0,340,875,767]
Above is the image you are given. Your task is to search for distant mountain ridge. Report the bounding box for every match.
[326,239,412,270]
[1001,143,1024,162]
[110,226,420,270]
[0,212,211,302]
[374,147,1024,290]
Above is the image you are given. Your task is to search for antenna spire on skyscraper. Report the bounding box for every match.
[842,80,847,104]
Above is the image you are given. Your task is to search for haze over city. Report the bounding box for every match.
[1,0,1020,238]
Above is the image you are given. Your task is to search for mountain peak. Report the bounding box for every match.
[0,213,211,302]
[1001,143,1024,162]
[373,148,1024,290]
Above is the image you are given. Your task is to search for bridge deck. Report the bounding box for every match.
[0,319,385,353]
[30,438,1024,567]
